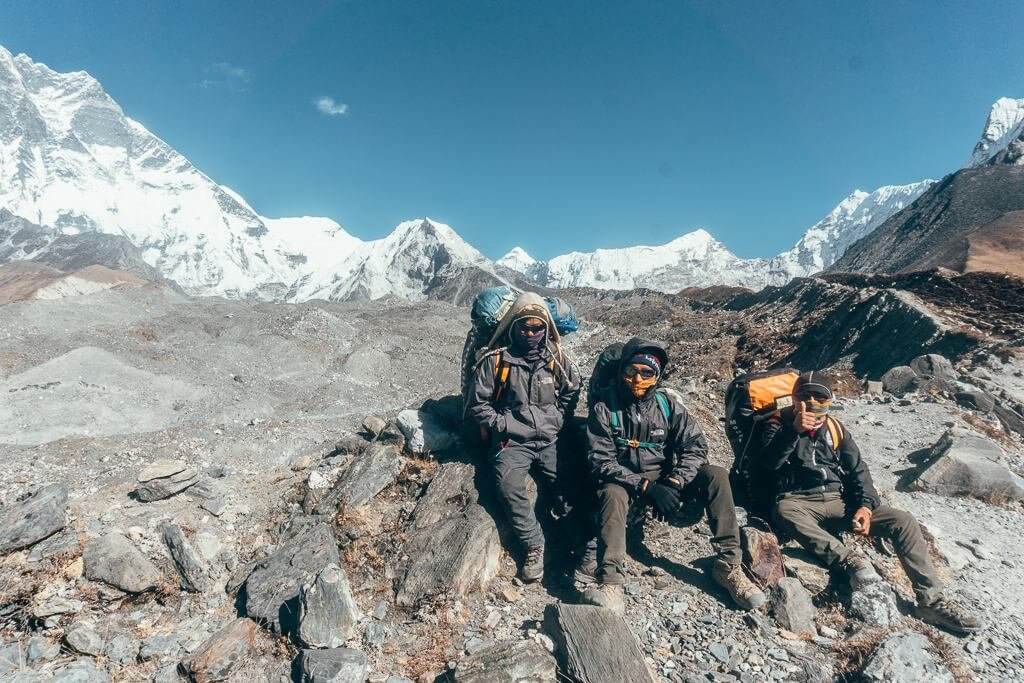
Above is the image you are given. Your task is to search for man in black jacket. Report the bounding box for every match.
[764,371,982,635]
[580,338,766,613]
[466,293,581,582]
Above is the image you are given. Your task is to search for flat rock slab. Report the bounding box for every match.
[65,622,104,656]
[84,532,161,593]
[135,460,200,502]
[296,648,368,683]
[298,563,361,648]
[454,639,557,683]
[396,463,500,607]
[544,603,657,683]
[741,526,784,588]
[51,660,112,682]
[243,523,340,635]
[161,524,211,593]
[770,577,816,636]
[781,548,830,595]
[862,631,953,682]
[314,442,403,512]
[910,427,1024,502]
[0,483,67,553]
[180,618,258,683]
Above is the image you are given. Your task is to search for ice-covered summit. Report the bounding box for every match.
[967,97,1024,167]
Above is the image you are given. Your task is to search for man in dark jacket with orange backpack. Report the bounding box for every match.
[763,371,982,635]
[579,338,766,613]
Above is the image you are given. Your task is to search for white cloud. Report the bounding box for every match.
[200,62,252,91]
[315,96,349,117]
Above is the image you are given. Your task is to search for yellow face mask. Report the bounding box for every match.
[624,364,658,399]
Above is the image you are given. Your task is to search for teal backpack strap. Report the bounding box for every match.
[655,390,671,420]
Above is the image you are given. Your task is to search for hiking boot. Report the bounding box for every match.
[711,560,766,611]
[573,547,598,585]
[581,583,625,614]
[519,546,544,583]
[915,596,984,636]
[838,554,881,589]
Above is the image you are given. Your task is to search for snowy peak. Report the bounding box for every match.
[968,97,1024,167]
[767,181,933,282]
[496,246,537,272]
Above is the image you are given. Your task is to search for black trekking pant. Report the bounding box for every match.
[596,464,742,584]
[493,442,559,551]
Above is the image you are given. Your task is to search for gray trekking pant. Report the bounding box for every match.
[493,442,558,551]
[597,464,742,584]
[772,491,943,604]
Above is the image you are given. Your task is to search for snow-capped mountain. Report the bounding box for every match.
[765,182,933,280]
[967,97,1024,167]
[498,182,931,292]
[0,45,491,301]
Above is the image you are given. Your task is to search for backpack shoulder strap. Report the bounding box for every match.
[655,389,672,420]
[493,354,511,402]
[826,416,844,449]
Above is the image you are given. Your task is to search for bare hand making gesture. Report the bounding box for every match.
[792,400,822,433]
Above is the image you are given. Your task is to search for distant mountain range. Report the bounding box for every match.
[1,43,1020,300]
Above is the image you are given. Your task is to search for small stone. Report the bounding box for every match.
[298,563,362,648]
[0,483,68,553]
[105,634,140,665]
[26,636,60,663]
[161,523,211,593]
[32,595,84,618]
[65,622,104,656]
[710,642,730,663]
[139,633,182,662]
[362,416,388,438]
[862,631,953,682]
[499,586,522,603]
[296,648,368,683]
[181,618,259,682]
[770,578,815,636]
[84,532,162,593]
[200,497,227,516]
[135,460,199,501]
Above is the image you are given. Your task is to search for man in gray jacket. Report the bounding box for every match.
[580,338,765,613]
[466,293,581,582]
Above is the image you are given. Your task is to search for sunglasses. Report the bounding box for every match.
[519,324,546,334]
[624,366,657,380]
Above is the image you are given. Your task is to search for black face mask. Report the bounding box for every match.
[512,320,547,361]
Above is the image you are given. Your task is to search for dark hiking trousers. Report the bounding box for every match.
[493,442,558,551]
[597,463,742,584]
[772,491,943,604]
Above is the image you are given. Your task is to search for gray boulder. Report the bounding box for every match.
[454,639,556,683]
[955,388,996,413]
[180,618,258,683]
[298,563,362,648]
[65,622,104,656]
[243,523,340,634]
[396,408,458,455]
[51,661,112,683]
[27,528,80,562]
[396,463,501,607]
[909,427,1024,502]
[0,483,67,553]
[782,548,830,595]
[296,648,368,683]
[850,582,901,627]
[910,353,956,383]
[104,634,139,665]
[161,524,210,593]
[314,443,403,512]
[1,642,23,676]
[543,603,657,683]
[84,532,162,593]
[134,460,199,502]
[139,633,182,662]
[26,636,60,663]
[861,631,953,682]
[881,366,920,397]
[769,577,816,636]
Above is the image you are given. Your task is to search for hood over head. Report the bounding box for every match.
[488,291,561,347]
[619,337,669,382]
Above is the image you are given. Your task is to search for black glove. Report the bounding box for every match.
[644,482,681,519]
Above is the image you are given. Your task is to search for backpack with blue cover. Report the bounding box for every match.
[460,286,578,402]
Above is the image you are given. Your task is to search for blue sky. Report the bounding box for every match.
[2,0,1021,259]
